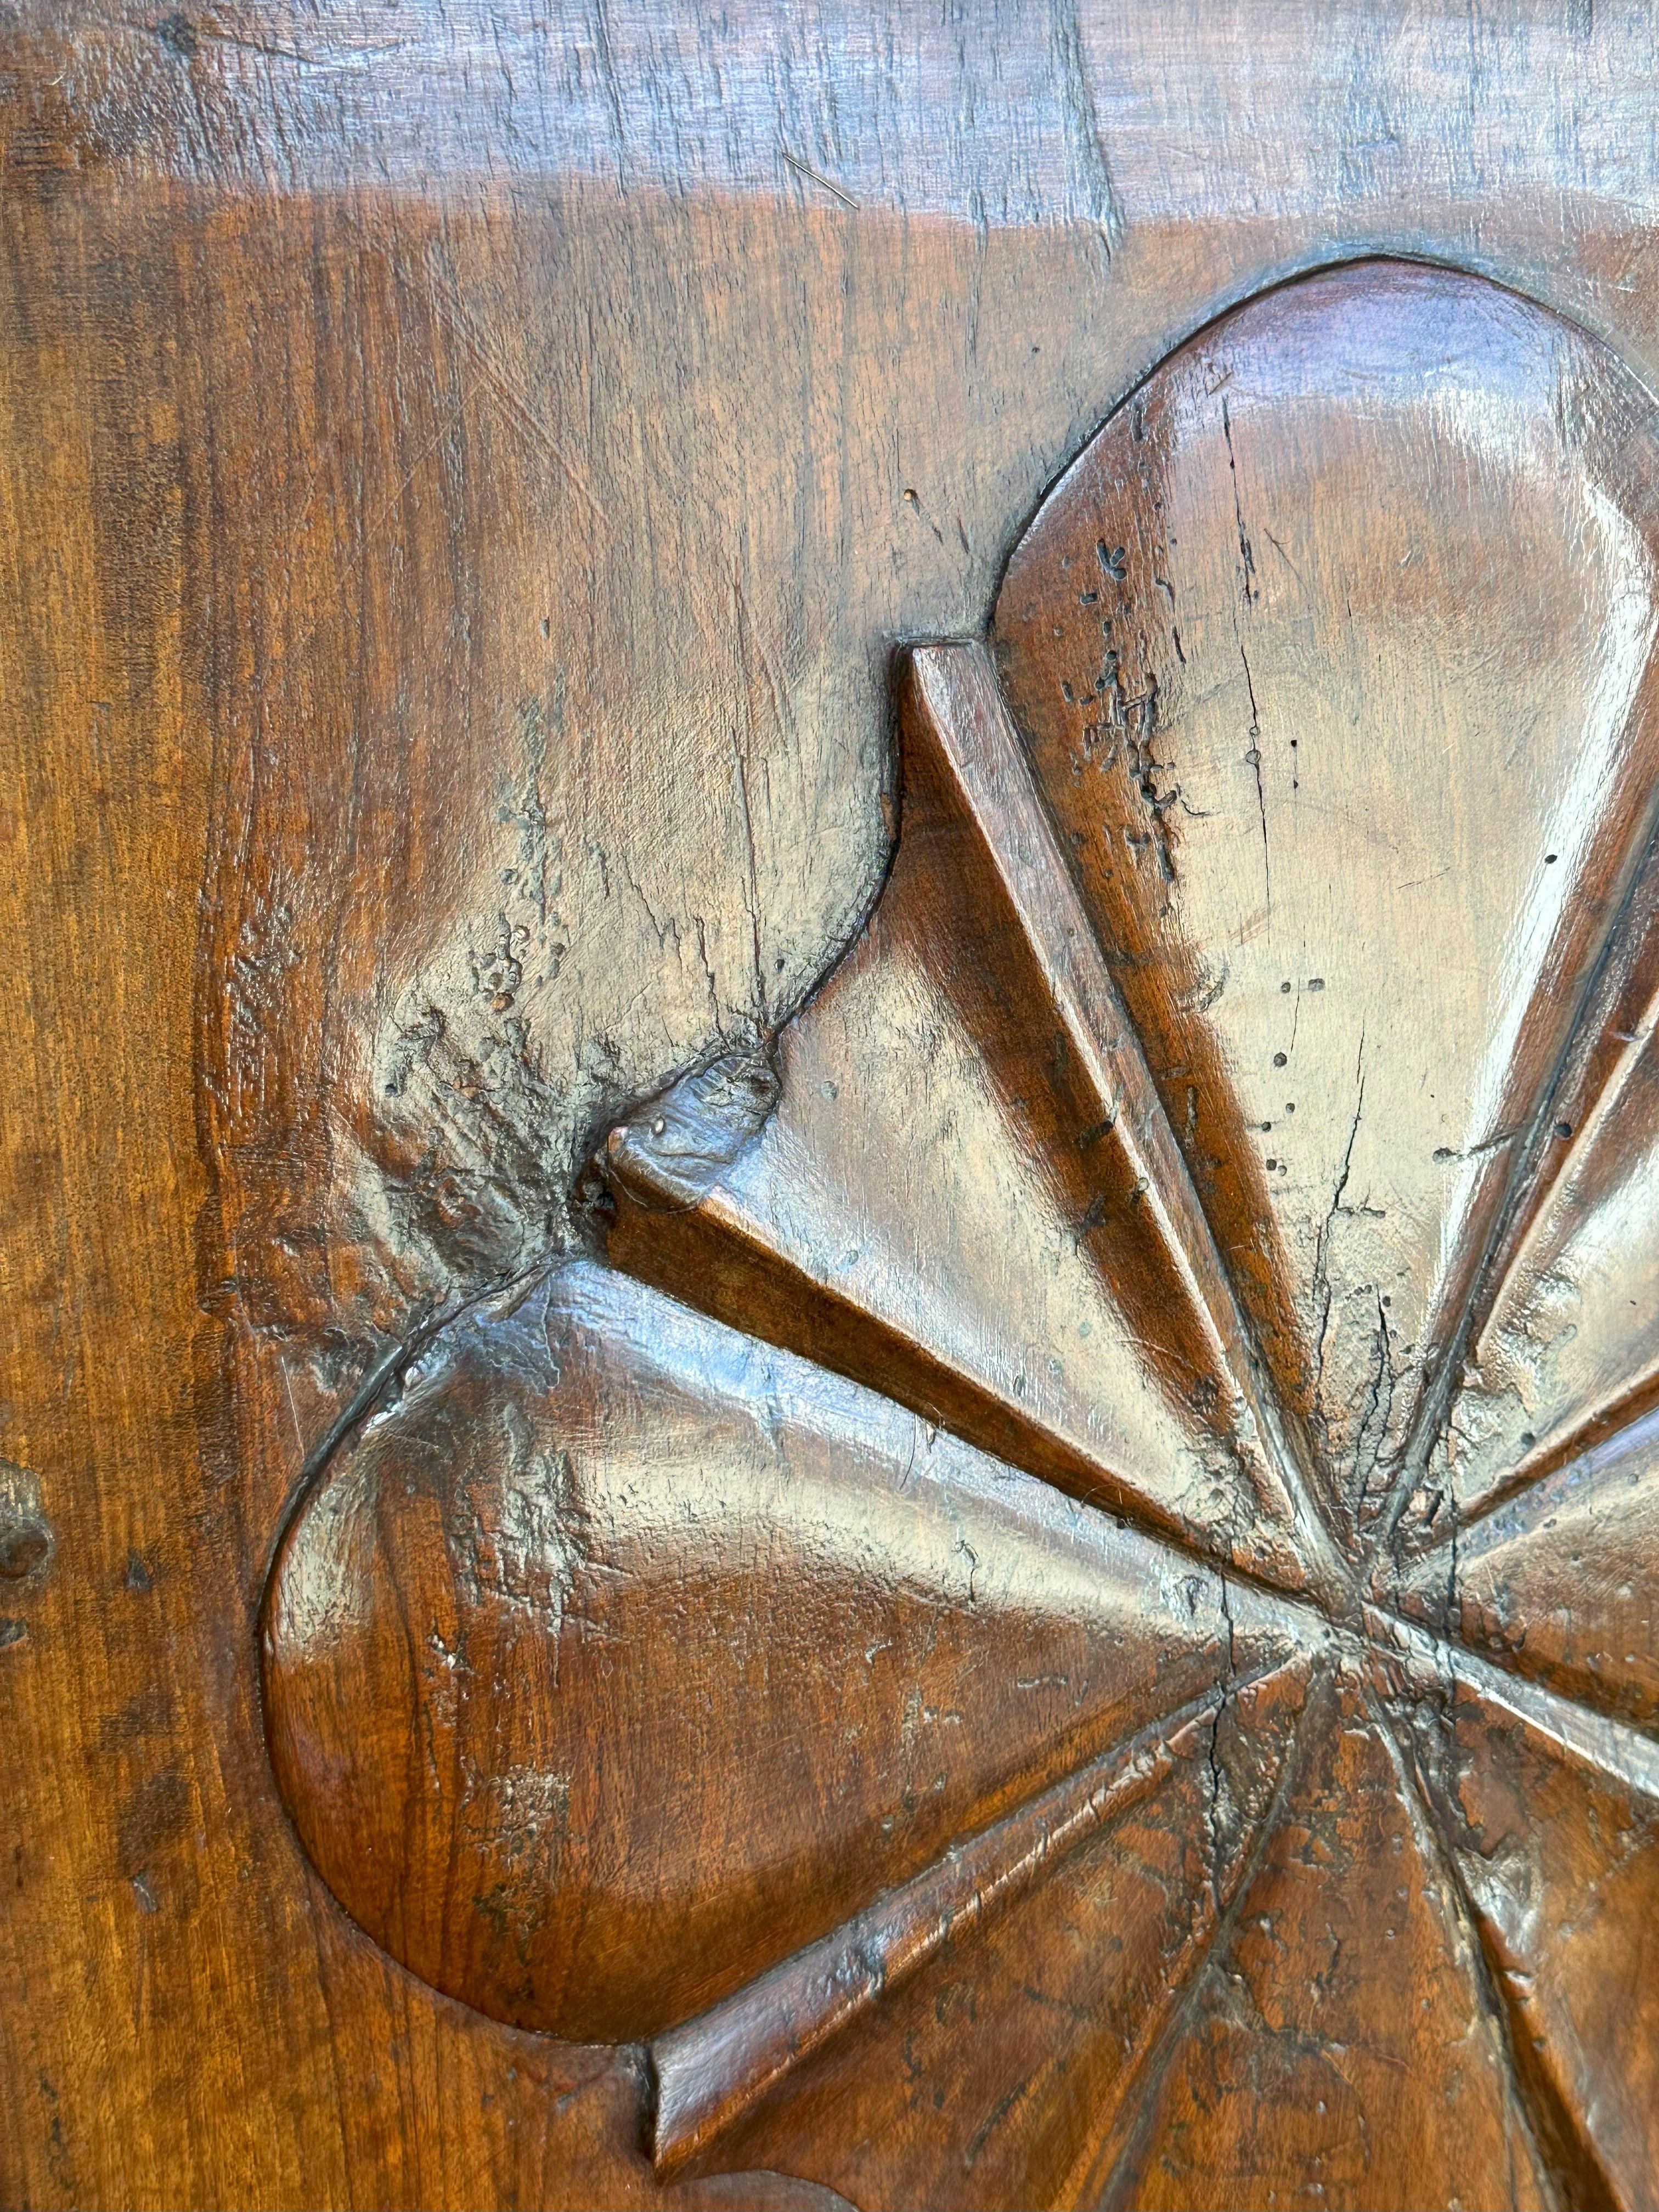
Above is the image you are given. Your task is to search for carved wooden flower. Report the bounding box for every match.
[264,264,1659,2210]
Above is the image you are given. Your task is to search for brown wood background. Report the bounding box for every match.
[4,5,1658,2204]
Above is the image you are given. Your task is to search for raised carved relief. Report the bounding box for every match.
[263,262,1659,2207]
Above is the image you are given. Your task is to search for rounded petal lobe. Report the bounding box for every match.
[995,260,1659,1549]
[263,1261,1299,2043]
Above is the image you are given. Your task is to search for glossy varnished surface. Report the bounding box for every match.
[693,1661,1312,2204]
[994,259,1659,1558]
[270,249,1659,2203]
[15,10,1659,2210]
[535,263,1659,2203]
[264,1260,1304,2045]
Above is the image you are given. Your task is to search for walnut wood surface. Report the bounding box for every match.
[265,1259,1307,2047]
[12,10,1659,2211]
[602,644,1338,1600]
[993,257,1659,1561]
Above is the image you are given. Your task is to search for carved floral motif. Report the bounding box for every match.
[265,263,1659,2209]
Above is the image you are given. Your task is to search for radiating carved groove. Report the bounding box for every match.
[1097,1657,1561,2208]
[1089,1670,1321,2211]
[1451,1371,1659,1548]
[1408,1391,1659,1566]
[1378,813,1659,1560]
[906,645,1353,1616]
[598,1173,1205,1567]
[647,1654,1312,2176]
[1476,1948,1625,2212]
[1376,1687,1626,2212]
[1372,1074,1604,1567]
[1393,1403,1659,1734]
[603,1105,1327,1620]
[902,646,1344,1596]
[603,641,1353,1613]
[1373,871,1659,1561]
[1410,1387,1659,1566]
[1411,1662,1659,2209]
[1365,1691,1596,2212]
[1370,1609,1659,1810]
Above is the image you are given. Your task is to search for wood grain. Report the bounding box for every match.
[263,1260,1306,2046]
[993,257,1659,1559]
[12,8,1659,2210]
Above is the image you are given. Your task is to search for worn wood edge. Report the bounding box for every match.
[645,1652,1316,2176]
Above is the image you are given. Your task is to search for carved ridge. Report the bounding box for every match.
[648,1652,1315,2174]
[263,259,1659,2209]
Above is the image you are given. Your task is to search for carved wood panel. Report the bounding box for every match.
[263,263,1659,2208]
[10,14,1659,2211]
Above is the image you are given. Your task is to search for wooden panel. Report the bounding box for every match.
[12,10,1659,2210]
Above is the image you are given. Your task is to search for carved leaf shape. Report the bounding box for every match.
[993,259,1659,1550]
[262,257,1659,2206]
[263,1261,1302,2044]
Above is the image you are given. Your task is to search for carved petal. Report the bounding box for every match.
[679,1661,1310,2210]
[1401,1406,1659,1730]
[994,259,1659,1550]
[602,644,1341,1601]
[1402,1661,1659,2208]
[1413,832,1659,1534]
[262,1261,1304,2045]
[1098,1667,1550,2211]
